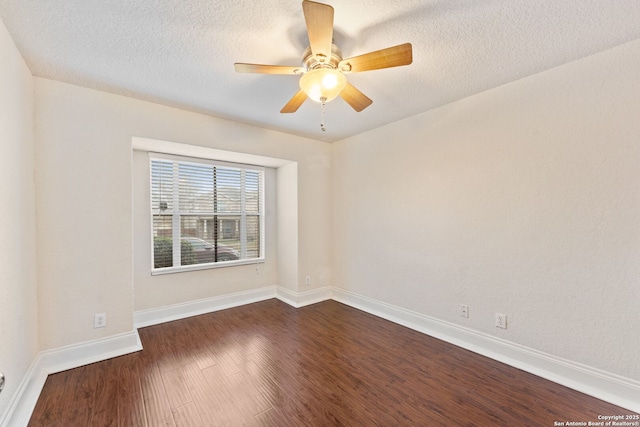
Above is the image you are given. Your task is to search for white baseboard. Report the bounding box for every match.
[40,330,143,375]
[276,286,332,308]
[0,355,47,427]
[331,287,640,414]
[134,285,277,328]
[132,285,332,329]
[0,330,142,427]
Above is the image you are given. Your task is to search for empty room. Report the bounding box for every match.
[1,0,639,425]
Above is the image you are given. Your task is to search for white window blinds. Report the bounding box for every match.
[151,155,264,272]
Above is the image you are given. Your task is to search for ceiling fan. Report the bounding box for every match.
[234,0,413,127]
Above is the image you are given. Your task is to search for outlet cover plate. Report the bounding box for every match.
[460,304,469,318]
[495,313,507,329]
[94,313,107,328]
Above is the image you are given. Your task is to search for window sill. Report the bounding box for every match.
[151,258,265,275]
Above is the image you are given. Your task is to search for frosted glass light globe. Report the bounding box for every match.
[299,68,347,102]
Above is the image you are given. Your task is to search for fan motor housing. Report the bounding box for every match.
[302,44,343,71]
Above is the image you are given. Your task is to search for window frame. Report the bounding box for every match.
[149,152,266,275]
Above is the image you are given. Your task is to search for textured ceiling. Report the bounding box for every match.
[1,0,640,142]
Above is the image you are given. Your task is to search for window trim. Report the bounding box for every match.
[149,152,265,275]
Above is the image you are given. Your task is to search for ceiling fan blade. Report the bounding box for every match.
[281,90,308,113]
[339,43,413,73]
[234,63,303,75]
[302,0,334,60]
[340,83,373,112]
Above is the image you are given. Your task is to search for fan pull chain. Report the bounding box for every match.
[320,97,327,132]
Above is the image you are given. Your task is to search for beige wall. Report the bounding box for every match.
[276,162,300,291]
[0,18,37,416]
[333,40,640,380]
[35,78,332,349]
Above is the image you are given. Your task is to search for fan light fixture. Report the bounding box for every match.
[234,0,413,131]
[299,68,347,103]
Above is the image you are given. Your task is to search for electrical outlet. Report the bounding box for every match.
[305,275,311,285]
[460,304,469,318]
[94,313,107,328]
[495,313,507,329]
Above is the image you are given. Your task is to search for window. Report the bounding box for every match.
[150,154,264,273]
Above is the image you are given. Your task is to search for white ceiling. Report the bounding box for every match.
[1,0,640,143]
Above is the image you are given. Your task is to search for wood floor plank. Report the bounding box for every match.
[254,406,300,427]
[113,353,143,400]
[161,367,193,410]
[29,299,638,426]
[177,363,222,424]
[224,371,273,416]
[59,366,93,425]
[139,360,174,425]
[118,397,147,427]
[244,359,292,409]
[171,402,205,427]
[88,359,120,427]
[28,372,69,427]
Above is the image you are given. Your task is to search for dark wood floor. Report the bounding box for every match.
[29,299,636,426]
